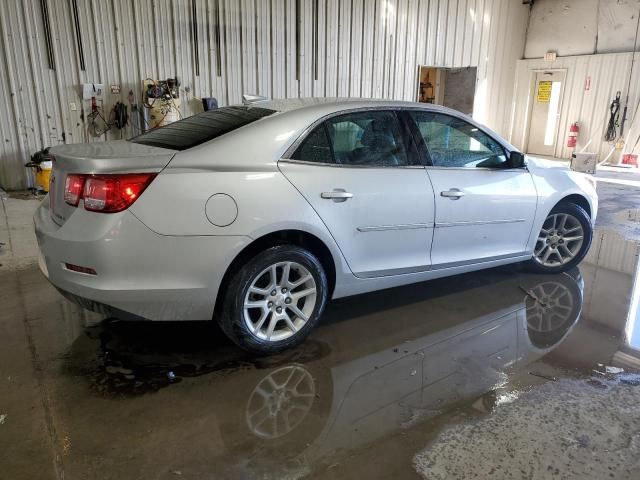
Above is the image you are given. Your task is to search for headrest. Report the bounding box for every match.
[360,120,396,150]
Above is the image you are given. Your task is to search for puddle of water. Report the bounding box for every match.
[65,320,331,397]
[615,208,640,224]
[6,227,640,479]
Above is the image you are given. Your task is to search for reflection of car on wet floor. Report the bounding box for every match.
[65,268,583,476]
[218,269,583,468]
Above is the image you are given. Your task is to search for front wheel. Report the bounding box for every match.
[219,245,329,355]
[526,202,592,274]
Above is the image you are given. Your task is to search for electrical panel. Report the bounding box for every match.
[82,83,104,101]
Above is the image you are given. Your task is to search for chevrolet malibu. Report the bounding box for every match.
[34,98,597,354]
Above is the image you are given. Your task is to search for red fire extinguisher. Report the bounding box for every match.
[567,122,579,148]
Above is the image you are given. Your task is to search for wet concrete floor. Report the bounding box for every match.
[1,179,640,479]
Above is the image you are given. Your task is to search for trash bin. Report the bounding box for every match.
[25,147,55,193]
[35,160,53,192]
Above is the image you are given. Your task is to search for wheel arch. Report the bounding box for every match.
[555,193,591,218]
[213,229,338,319]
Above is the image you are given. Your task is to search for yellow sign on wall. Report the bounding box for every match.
[537,81,552,103]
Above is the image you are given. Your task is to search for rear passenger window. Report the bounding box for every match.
[293,125,333,163]
[326,111,408,167]
[291,111,409,167]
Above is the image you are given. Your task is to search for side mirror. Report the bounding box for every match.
[509,151,526,168]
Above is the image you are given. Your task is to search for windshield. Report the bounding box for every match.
[130,105,276,150]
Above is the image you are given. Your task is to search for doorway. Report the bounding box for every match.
[417,66,477,115]
[527,71,566,156]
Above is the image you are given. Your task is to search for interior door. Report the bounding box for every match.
[406,110,538,268]
[527,71,565,156]
[279,110,435,278]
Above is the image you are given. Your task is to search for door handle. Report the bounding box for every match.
[440,188,465,200]
[321,189,353,202]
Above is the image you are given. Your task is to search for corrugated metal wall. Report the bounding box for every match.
[510,52,640,161]
[0,0,529,190]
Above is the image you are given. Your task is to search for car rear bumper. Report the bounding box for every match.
[34,198,251,320]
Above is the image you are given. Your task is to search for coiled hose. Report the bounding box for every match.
[112,102,128,130]
[605,92,621,142]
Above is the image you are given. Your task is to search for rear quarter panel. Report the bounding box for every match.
[129,121,352,289]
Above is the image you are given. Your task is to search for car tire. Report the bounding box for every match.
[525,202,592,274]
[219,245,329,355]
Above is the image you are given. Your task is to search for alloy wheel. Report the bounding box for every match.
[243,261,318,342]
[534,213,584,267]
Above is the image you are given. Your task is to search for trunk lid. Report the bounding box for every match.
[48,140,176,225]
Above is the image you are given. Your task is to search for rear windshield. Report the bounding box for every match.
[130,106,276,150]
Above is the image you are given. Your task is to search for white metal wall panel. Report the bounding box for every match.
[510,52,640,161]
[384,0,396,97]
[134,0,157,80]
[349,0,364,97]
[255,0,271,98]
[370,0,386,99]
[298,0,313,97]
[469,0,483,67]
[393,0,408,99]
[402,0,419,100]
[286,0,299,97]
[337,0,352,97]
[0,0,528,190]
[359,0,374,98]
[271,0,286,98]
[324,0,339,97]
[240,0,257,96]
[224,0,242,102]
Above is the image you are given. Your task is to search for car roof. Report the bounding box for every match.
[174,97,516,167]
[254,97,467,116]
[195,97,515,161]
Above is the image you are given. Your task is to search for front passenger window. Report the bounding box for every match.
[409,111,507,168]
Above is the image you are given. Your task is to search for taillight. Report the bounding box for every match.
[83,173,157,213]
[64,174,86,206]
[63,173,156,213]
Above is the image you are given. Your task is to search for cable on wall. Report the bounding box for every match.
[313,0,318,80]
[213,0,222,76]
[39,0,55,70]
[70,0,86,71]
[605,91,621,142]
[295,0,300,82]
[191,0,200,76]
[620,3,640,137]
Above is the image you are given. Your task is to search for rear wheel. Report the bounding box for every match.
[526,202,592,274]
[219,245,328,354]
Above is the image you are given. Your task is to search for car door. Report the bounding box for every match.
[406,110,538,268]
[279,109,435,278]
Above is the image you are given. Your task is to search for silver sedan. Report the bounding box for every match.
[34,98,597,354]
